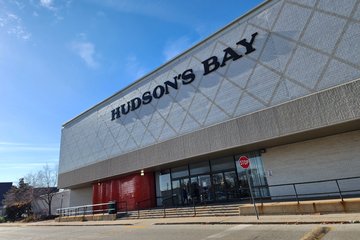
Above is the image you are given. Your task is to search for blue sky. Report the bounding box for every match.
[0,0,264,184]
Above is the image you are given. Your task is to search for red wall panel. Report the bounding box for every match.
[92,172,155,211]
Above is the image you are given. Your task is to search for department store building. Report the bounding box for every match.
[58,0,360,210]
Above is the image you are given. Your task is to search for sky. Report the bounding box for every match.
[0,0,264,184]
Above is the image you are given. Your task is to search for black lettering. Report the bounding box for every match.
[111,107,120,121]
[121,102,131,115]
[153,85,165,99]
[202,56,220,75]
[220,47,242,67]
[164,78,178,94]
[236,32,258,55]
[130,97,141,111]
[142,91,152,105]
[181,69,195,85]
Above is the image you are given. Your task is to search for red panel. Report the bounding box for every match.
[92,172,155,211]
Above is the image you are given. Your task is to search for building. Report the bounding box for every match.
[0,182,12,215]
[32,189,70,217]
[58,0,360,210]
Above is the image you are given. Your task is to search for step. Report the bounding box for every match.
[119,204,241,219]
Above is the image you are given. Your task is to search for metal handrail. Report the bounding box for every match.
[159,194,197,217]
[56,201,119,217]
[117,200,128,214]
[250,176,360,203]
[265,176,360,188]
[136,198,153,218]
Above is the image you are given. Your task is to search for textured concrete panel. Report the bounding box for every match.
[343,80,360,118]
[318,0,357,17]
[272,2,312,41]
[301,11,346,54]
[207,119,241,151]
[275,94,325,135]
[236,108,280,144]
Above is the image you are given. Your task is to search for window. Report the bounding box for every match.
[190,161,210,175]
[211,156,235,172]
[171,165,189,179]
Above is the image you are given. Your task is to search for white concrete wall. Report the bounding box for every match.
[263,130,360,199]
[69,187,92,207]
[32,190,70,216]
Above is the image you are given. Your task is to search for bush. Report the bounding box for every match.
[22,215,37,223]
[5,203,32,222]
[0,216,6,223]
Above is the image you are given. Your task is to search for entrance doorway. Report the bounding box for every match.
[190,175,212,204]
[171,177,190,205]
[155,151,269,207]
[212,171,238,201]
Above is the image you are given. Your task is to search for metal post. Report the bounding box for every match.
[293,184,299,204]
[137,203,140,219]
[59,194,63,221]
[246,169,259,220]
[335,180,344,202]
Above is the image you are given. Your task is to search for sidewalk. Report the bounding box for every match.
[1,213,360,227]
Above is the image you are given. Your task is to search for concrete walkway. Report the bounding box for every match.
[1,213,360,227]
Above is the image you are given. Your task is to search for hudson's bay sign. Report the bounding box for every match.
[111,32,258,121]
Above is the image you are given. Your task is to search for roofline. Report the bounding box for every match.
[63,0,271,127]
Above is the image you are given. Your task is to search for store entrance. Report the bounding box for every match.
[171,177,190,205]
[155,151,269,207]
[212,170,239,201]
[190,175,212,204]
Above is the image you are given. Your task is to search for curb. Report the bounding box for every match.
[0,223,133,227]
[154,220,360,225]
[2,219,360,227]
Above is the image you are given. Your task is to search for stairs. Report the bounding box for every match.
[120,203,240,219]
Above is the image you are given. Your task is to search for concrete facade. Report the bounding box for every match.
[69,187,92,207]
[59,80,360,188]
[58,0,360,206]
[263,130,360,198]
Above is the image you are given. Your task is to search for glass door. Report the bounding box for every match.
[190,175,213,204]
[224,171,238,200]
[180,178,190,205]
[212,173,226,201]
[171,179,181,206]
[212,171,238,201]
[172,177,191,206]
[198,175,212,203]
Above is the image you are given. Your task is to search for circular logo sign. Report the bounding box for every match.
[239,156,250,169]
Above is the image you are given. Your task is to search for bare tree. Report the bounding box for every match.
[25,164,58,216]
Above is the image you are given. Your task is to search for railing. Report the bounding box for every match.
[117,201,128,214]
[158,194,197,217]
[56,200,127,217]
[251,176,360,204]
[150,176,360,218]
[135,198,153,219]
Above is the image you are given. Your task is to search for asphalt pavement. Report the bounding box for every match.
[1,223,360,240]
[1,213,360,227]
